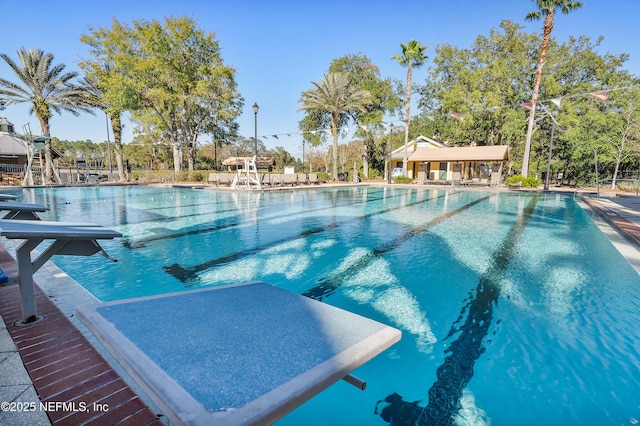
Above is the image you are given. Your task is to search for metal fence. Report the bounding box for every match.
[0,163,89,186]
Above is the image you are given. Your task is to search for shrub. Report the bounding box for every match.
[393,176,413,184]
[505,174,541,188]
[617,181,637,192]
[190,171,206,182]
[317,172,330,183]
[367,168,380,180]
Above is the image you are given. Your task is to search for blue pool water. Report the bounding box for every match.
[11,185,640,425]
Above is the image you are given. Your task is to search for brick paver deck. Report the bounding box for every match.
[0,247,163,426]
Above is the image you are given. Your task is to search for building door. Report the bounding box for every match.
[439,162,447,180]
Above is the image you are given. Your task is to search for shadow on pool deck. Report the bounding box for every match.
[582,195,640,247]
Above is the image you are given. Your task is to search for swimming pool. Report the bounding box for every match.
[13,185,640,425]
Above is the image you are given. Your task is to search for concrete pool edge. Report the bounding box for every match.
[577,196,640,275]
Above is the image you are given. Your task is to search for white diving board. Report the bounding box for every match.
[77,281,401,426]
[0,219,121,324]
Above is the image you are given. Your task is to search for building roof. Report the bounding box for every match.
[0,132,28,157]
[389,135,444,158]
[408,145,510,162]
[222,156,275,166]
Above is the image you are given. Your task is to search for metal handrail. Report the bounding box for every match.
[573,178,640,199]
[573,178,610,198]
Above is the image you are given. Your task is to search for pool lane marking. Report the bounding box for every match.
[376,193,540,425]
[302,194,493,301]
[163,189,461,282]
[123,187,397,248]
[126,187,396,249]
[163,189,451,282]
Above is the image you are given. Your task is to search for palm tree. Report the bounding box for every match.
[521,0,583,177]
[393,40,428,177]
[0,47,93,184]
[298,72,371,181]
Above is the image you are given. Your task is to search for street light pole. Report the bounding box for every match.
[387,123,394,184]
[252,103,259,158]
[595,149,600,197]
[105,112,113,181]
[544,109,557,191]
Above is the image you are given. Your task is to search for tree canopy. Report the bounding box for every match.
[298,72,372,181]
[0,47,93,183]
[80,16,243,173]
[416,20,639,184]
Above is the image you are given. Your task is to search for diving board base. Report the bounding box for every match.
[77,281,401,426]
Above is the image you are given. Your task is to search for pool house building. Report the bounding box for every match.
[388,135,511,185]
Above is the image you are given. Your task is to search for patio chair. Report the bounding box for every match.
[85,172,102,184]
[207,173,219,186]
[283,174,297,186]
[297,173,307,185]
[308,173,319,184]
[218,174,233,186]
[270,174,283,187]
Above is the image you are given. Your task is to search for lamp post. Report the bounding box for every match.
[543,109,558,191]
[252,102,259,158]
[302,139,305,173]
[594,149,600,197]
[387,123,394,184]
[105,112,113,181]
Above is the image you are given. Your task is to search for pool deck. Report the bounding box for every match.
[0,245,164,425]
[2,189,640,424]
[581,195,640,245]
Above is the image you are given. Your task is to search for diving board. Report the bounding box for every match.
[0,219,121,324]
[0,194,18,201]
[77,281,401,426]
[0,201,48,220]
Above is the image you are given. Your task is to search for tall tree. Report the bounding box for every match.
[0,47,93,184]
[521,0,583,177]
[418,21,633,184]
[81,16,242,173]
[393,39,428,177]
[80,19,140,181]
[419,21,540,157]
[78,76,128,181]
[328,54,401,178]
[298,72,371,181]
[134,17,242,172]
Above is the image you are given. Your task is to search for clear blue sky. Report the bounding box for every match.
[1,0,638,158]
